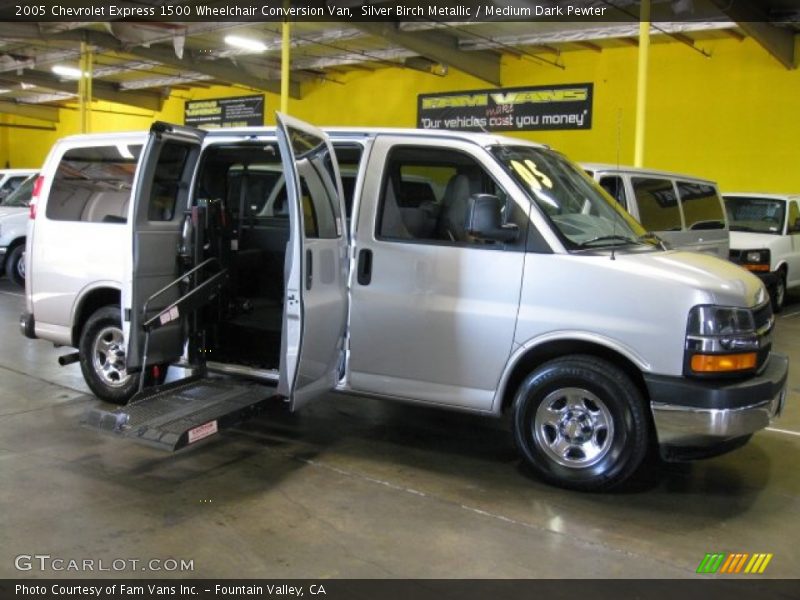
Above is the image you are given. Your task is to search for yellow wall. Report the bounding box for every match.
[1,34,798,193]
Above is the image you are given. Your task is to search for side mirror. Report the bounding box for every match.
[790,218,800,233]
[465,194,519,243]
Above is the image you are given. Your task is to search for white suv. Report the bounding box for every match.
[724,193,800,311]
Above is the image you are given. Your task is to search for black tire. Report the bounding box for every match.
[771,272,786,313]
[79,306,138,405]
[511,355,649,492]
[5,244,25,288]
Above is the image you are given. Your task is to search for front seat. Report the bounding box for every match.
[437,174,473,242]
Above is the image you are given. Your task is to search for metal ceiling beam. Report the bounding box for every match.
[55,30,301,98]
[710,0,796,69]
[0,70,163,111]
[353,22,501,86]
[0,99,59,121]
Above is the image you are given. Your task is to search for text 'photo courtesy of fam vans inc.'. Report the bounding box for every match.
[20,116,788,492]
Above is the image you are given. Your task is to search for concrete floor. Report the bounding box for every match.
[0,278,799,580]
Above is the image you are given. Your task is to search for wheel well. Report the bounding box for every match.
[72,288,120,347]
[500,340,650,414]
[7,236,25,250]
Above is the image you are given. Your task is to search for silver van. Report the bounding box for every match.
[24,119,787,491]
[581,164,729,257]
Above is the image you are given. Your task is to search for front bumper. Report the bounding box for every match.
[645,353,788,451]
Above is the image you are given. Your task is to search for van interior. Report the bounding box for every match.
[189,143,290,372]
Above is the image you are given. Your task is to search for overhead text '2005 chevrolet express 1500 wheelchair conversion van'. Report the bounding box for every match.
[22,116,788,491]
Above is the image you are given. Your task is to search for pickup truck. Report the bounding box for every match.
[22,116,788,491]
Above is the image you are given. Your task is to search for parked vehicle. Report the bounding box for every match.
[0,173,37,286]
[581,164,729,257]
[724,193,800,311]
[23,119,787,491]
[22,132,147,399]
[0,168,36,202]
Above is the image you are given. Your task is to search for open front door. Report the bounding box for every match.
[275,113,349,410]
[125,122,206,372]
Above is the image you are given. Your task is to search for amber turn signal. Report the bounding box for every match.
[691,353,757,372]
[743,264,770,272]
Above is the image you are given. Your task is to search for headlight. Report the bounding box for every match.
[685,305,759,375]
[741,248,770,272]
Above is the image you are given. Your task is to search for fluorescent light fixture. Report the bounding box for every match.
[0,89,10,94]
[224,35,267,53]
[52,65,85,79]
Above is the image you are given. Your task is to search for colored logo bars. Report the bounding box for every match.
[697,553,773,574]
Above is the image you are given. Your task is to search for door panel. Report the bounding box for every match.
[125,123,205,372]
[347,136,526,411]
[275,114,348,410]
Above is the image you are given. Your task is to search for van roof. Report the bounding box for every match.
[580,162,717,185]
[50,126,546,150]
[722,192,800,201]
[206,126,547,149]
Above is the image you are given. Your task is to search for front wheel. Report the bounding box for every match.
[511,355,649,492]
[5,245,25,287]
[771,273,786,313]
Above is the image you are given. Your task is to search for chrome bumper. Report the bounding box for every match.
[652,384,786,447]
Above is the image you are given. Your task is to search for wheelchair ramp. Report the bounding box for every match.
[83,378,275,451]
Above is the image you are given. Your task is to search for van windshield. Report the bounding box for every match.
[724,196,785,234]
[491,146,650,250]
[2,174,35,207]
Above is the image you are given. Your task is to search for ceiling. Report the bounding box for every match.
[0,0,796,122]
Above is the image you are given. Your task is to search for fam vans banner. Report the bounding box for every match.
[417,83,593,132]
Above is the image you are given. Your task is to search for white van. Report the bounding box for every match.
[723,193,800,311]
[581,164,729,257]
[24,119,787,491]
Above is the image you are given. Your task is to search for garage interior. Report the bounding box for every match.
[1,0,800,580]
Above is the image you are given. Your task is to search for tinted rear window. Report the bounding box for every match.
[677,181,725,230]
[631,177,682,231]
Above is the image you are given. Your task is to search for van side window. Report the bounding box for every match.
[333,144,364,220]
[598,176,627,209]
[631,177,682,231]
[676,181,725,230]
[46,144,142,223]
[377,146,511,246]
[788,201,800,233]
[298,167,339,239]
[148,143,191,221]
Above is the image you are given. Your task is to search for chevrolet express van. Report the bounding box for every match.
[581,164,729,258]
[23,118,787,491]
[724,193,800,311]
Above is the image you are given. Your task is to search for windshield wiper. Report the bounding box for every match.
[578,234,644,248]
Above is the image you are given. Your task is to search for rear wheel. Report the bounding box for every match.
[79,306,138,405]
[511,355,649,491]
[5,245,25,288]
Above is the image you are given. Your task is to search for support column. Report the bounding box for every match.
[79,41,93,133]
[633,0,650,167]
[280,19,290,114]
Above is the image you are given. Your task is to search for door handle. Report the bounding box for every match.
[357,249,372,285]
[306,249,313,290]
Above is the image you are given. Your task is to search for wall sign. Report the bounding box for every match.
[417,83,593,132]
[184,94,265,129]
